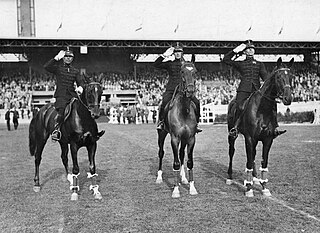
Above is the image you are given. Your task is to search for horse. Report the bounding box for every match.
[226,57,294,197]
[29,78,105,201]
[156,61,198,198]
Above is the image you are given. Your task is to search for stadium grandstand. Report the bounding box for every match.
[1,0,320,124]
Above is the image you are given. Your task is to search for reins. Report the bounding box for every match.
[258,67,291,103]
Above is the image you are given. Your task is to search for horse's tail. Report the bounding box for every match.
[29,115,37,157]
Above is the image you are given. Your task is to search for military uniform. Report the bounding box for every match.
[44,49,84,141]
[223,51,268,107]
[223,40,284,138]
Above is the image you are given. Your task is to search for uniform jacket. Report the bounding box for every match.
[44,59,84,100]
[153,56,183,91]
[223,51,268,92]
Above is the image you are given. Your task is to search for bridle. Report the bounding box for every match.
[85,81,102,110]
[180,63,196,97]
[260,67,292,103]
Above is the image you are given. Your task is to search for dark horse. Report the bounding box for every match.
[156,61,198,198]
[227,57,294,197]
[29,78,105,200]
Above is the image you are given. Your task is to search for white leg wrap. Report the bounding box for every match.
[244,180,253,186]
[260,178,269,183]
[87,172,98,179]
[156,170,163,184]
[245,168,253,173]
[68,173,80,191]
[180,165,188,185]
[259,167,269,172]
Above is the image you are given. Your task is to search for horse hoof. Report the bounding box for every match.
[71,193,78,201]
[94,193,103,200]
[253,177,261,185]
[172,187,180,198]
[181,178,189,185]
[189,182,198,195]
[245,189,254,197]
[226,179,233,185]
[262,189,272,197]
[156,178,163,184]
[33,186,41,192]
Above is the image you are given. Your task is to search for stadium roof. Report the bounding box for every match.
[1,38,319,55]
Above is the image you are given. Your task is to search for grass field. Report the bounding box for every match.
[0,122,319,233]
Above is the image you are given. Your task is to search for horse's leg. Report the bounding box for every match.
[156,130,168,184]
[244,136,256,197]
[179,140,188,185]
[171,135,181,198]
[260,138,274,197]
[69,143,80,201]
[226,134,236,185]
[187,136,198,195]
[252,142,260,185]
[86,142,102,200]
[59,142,69,177]
[226,110,236,185]
[33,139,47,192]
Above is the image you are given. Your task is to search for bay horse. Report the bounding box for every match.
[156,61,198,198]
[226,57,294,197]
[29,78,105,200]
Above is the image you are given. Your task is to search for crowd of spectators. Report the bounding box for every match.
[1,63,320,113]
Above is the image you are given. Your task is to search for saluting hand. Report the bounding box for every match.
[233,44,247,53]
[162,47,175,58]
[54,50,66,61]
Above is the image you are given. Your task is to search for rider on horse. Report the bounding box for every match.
[153,44,202,133]
[44,47,85,141]
[223,40,286,139]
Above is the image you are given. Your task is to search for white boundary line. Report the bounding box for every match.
[229,178,320,223]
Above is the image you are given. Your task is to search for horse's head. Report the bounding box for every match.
[180,62,197,98]
[272,57,294,105]
[84,81,103,119]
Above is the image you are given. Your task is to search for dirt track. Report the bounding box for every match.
[0,122,319,233]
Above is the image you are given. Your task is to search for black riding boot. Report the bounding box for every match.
[52,113,63,142]
[229,106,242,139]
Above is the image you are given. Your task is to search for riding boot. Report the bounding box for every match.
[193,97,202,133]
[52,113,63,142]
[272,107,286,139]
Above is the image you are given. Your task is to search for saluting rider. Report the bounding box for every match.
[44,48,85,141]
[222,40,286,138]
[153,44,202,133]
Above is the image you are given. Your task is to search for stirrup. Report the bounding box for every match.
[196,124,202,133]
[51,129,61,142]
[229,127,238,139]
[273,129,286,139]
[156,121,164,131]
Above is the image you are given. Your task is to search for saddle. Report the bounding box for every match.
[63,98,77,121]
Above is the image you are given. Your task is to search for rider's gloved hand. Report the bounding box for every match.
[75,86,83,95]
[54,50,66,61]
[161,47,175,58]
[233,44,247,53]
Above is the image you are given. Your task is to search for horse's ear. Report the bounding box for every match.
[288,58,294,68]
[191,54,196,63]
[277,57,283,67]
